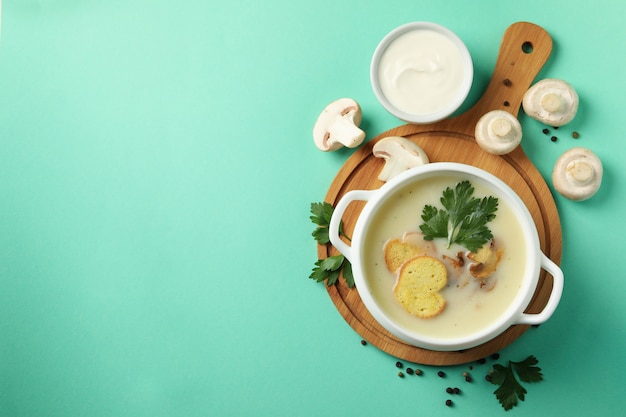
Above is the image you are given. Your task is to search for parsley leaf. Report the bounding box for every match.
[310,202,333,226]
[419,180,498,252]
[310,202,348,245]
[489,355,543,411]
[309,202,354,288]
[341,260,354,287]
[513,355,543,383]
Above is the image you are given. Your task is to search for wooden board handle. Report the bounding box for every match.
[451,22,553,133]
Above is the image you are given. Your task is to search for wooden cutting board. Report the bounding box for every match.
[318,22,562,366]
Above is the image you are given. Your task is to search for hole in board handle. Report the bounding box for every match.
[521,41,534,54]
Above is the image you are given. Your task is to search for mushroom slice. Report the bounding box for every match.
[372,136,429,182]
[313,98,366,151]
[442,251,470,288]
[552,147,603,201]
[475,110,523,155]
[522,79,579,126]
[467,240,503,280]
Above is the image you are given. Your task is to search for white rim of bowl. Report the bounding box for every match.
[370,22,474,124]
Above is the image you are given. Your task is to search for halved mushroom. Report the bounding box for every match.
[475,110,523,155]
[372,136,429,181]
[522,79,579,126]
[467,240,503,280]
[552,147,603,201]
[313,98,366,151]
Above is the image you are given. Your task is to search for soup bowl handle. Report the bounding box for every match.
[515,253,564,325]
[329,189,376,263]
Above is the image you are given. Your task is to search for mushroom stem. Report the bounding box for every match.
[489,118,513,138]
[475,110,522,155]
[541,93,562,112]
[377,154,404,181]
[327,110,366,148]
[566,160,595,185]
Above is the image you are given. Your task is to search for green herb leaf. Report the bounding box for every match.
[311,226,330,245]
[512,355,543,383]
[310,202,333,226]
[309,202,354,288]
[489,356,543,411]
[325,268,341,286]
[419,205,449,241]
[419,180,498,252]
[310,201,347,245]
[318,255,345,271]
[309,261,329,283]
[342,260,354,288]
[309,256,353,288]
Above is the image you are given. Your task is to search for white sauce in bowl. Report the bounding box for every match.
[378,29,466,116]
[371,22,473,123]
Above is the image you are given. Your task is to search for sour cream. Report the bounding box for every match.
[371,22,473,123]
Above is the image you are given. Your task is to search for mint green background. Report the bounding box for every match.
[1,1,624,416]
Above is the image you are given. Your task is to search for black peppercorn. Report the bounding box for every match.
[446,387,453,394]
[542,128,550,134]
[445,399,453,407]
[438,371,446,378]
[491,353,500,360]
[406,368,414,375]
[551,136,558,142]
[360,339,367,346]
[395,361,403,368]
[453,387,460,395]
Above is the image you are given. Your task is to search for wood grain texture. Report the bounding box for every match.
[317,22,562,366]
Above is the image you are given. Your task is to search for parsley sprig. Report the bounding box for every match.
[419,180,498,252]
[489,355,543,411]
[309,202,354,287]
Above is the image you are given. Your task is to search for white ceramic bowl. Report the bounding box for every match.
[329,163,563,351]
[370,22,474,124]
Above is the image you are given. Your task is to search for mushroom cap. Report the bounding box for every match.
[372,136,429,181]
[522,78,579,126]
[552,147,602,201]
[312,98,365,151]
[474,110,523,155]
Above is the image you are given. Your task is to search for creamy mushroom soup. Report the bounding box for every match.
[362,175,528,341]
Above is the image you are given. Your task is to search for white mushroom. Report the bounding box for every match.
[475,110,523,155]
[522,79,579,126]
[312,98,366,151]
[372,136,429,181]
[552,147,602,201]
